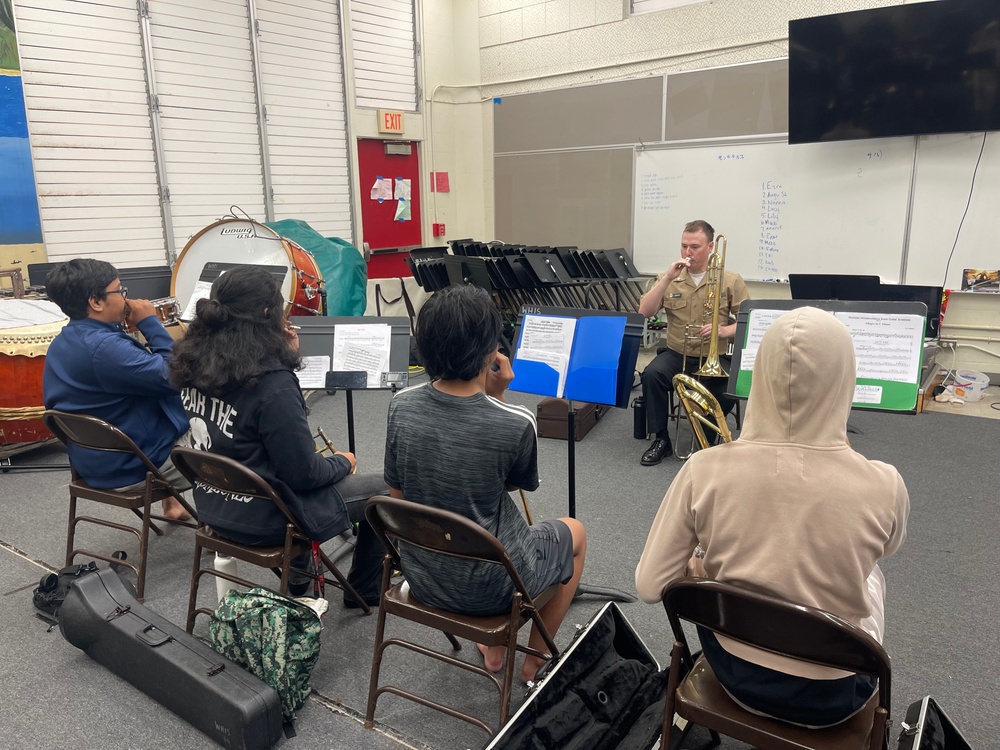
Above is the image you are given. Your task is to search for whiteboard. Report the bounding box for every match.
[632,138,916,283]
[904,133,1000,289]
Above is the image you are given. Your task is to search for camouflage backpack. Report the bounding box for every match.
[209,588,322,722]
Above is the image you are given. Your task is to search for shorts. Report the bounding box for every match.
[528,519,575,598]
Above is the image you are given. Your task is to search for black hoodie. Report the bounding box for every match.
[179,367,352,544]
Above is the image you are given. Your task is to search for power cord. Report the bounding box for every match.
[941,132,988,289]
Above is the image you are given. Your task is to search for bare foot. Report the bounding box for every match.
[521,655,545,684]
[477,643,504,673]
[161,497,192,522]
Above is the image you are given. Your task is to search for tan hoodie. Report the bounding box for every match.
[635,306,909,678]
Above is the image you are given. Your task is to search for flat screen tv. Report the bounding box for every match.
[788,0,1000,144]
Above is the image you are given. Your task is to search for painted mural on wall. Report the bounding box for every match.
[0,0,45,276]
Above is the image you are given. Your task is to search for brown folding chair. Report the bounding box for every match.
[661,577,891,750]
[363,495,560,736]
[42,409,198,602]
[169,447,371,632]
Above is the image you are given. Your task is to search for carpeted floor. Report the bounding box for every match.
[1,368,994,749]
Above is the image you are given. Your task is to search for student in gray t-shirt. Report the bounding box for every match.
[384,285,587,684]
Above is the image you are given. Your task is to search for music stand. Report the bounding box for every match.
[294,316,411,454]
[728,299,926,413]
[510,305,644,602]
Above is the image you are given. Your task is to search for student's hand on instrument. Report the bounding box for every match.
[486,352,514,399]
[284,322,300,351]
[125,298,156,326]
[335,450,357,473]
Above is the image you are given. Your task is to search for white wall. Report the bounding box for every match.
[465,0,1000,377]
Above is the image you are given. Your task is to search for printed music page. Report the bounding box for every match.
[295,356,330,389]
[739,308,788,371]
[517,315,577,397]
[332,324,391,388]
[181,280,213,321]
[834,312,923,383]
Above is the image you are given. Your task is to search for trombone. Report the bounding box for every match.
[673,374,733,453]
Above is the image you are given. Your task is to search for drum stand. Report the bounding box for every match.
[0,440,70,473]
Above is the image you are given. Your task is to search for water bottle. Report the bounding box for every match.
[214,553,239,602]
[632,396,647,440]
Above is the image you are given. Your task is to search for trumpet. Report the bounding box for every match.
[314,427,356,473]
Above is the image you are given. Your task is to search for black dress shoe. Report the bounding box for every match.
[640,438,672,466]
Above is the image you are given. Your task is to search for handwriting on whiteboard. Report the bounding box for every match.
[758,181,786,276]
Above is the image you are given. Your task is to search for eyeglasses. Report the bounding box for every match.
[104,286,128,299]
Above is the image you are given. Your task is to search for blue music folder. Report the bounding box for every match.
[510,313,626,407]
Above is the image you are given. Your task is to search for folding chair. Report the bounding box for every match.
[661,577,891,750]
[42,409,198,602]
[364,495,560,736]
[169,447,371,632]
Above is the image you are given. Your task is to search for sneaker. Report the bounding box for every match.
[640,438,672,466]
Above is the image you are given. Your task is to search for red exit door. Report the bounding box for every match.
[357,138,422,250]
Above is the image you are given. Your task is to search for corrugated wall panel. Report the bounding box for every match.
[14,0,165,266]
[257,0,353,240]
[350,0,417,111]
[147,0,266,245]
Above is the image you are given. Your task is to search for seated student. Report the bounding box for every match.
[635,307,909,727]
[43,258,191,519]
[169,266,387,604]
[384,285,586,683]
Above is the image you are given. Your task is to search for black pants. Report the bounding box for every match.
[640,348,734,436]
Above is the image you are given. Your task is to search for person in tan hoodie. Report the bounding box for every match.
[635,306,909,727]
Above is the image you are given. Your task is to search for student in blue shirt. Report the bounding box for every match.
[43,258,191,520]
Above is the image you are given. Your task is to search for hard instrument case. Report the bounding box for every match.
[487,602,666,750]
[536,397,609,441]
[896,696,974,750]
[59,567,283,750]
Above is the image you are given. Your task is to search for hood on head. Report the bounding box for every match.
[740,307,855,446]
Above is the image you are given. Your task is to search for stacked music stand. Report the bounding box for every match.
[406,242,649,335]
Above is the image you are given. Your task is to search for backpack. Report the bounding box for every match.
[32,561,101,621]
[208,588,322,722]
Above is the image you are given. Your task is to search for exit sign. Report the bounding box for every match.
[377,109,405,134]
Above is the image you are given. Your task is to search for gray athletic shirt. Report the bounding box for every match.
[384,382,539,615]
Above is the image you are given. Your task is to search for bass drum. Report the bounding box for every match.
[171,219,324,320]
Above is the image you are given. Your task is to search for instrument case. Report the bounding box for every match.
[487,602,666,750]
[59,567,283,750]
[896,696,974,750]
[536,397,609,441]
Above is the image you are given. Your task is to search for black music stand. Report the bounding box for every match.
[294,315,411,453]
[295,316,411,563]
[510,305,644,603]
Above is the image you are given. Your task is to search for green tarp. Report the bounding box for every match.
[265,218,367,316]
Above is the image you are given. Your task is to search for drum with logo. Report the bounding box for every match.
[0,300,68,444]
[171,219,324,321]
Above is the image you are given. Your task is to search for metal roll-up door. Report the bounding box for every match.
[147,0,266,247]
[350,0,417,111]
[256,0,352,241]
[14,0,166,267]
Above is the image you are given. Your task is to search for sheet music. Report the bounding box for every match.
[181,280,213,321]
[835,312,922,383]
[516,315,577,397]
[295,356,330,389]
[332,324,391,388]
[738,308,788,371]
